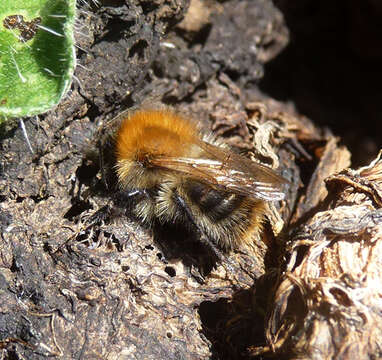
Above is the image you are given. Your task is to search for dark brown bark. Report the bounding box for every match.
[0,1,381,359]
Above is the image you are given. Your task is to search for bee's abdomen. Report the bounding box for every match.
[186,181,245,222]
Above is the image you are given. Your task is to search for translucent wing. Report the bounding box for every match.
[149,140,288,201]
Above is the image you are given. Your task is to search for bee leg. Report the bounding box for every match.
[174,192,243,285]
[87,204,111,225]
[173,193,225,262]
[86,189,149,226]
[113,189,150,207]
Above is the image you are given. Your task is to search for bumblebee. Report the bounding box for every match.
[114,109,287,252]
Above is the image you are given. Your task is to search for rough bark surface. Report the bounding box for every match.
[0,0,381,359]
[252,153,382,360]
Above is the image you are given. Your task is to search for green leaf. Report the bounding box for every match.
[0,0,76,120]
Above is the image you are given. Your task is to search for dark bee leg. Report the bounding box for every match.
[173,193,225,262]
[174,192,243,285]
[86,189,149,225]
[113,189,150,208]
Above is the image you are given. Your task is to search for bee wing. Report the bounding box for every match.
[149,140,288,201]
